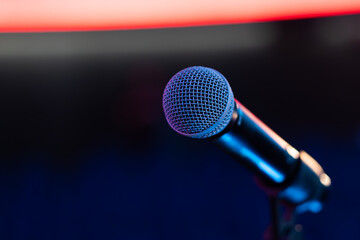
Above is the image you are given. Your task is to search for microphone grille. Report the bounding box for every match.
[162,66,234,138]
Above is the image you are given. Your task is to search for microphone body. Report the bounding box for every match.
[212,100,330,213]
[162,66,331,213]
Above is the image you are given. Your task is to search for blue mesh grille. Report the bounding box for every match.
[162,66,234,139]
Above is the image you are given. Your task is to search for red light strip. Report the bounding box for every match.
[1,0,360,33]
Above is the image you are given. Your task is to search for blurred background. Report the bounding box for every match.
[0,5,360,240]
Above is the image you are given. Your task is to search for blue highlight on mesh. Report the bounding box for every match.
[219,133,285,183]
[162,66,234,138]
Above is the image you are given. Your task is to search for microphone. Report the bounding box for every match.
[162,66,331,213]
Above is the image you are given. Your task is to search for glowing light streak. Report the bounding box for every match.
[0,0,360,32]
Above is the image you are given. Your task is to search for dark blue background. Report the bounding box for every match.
[0,15,359,239]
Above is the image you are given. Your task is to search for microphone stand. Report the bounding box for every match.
[264,196,303,240]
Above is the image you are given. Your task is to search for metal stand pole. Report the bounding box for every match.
[264,197,303,240]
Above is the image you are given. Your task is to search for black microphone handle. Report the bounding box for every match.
[211,100,330,211]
